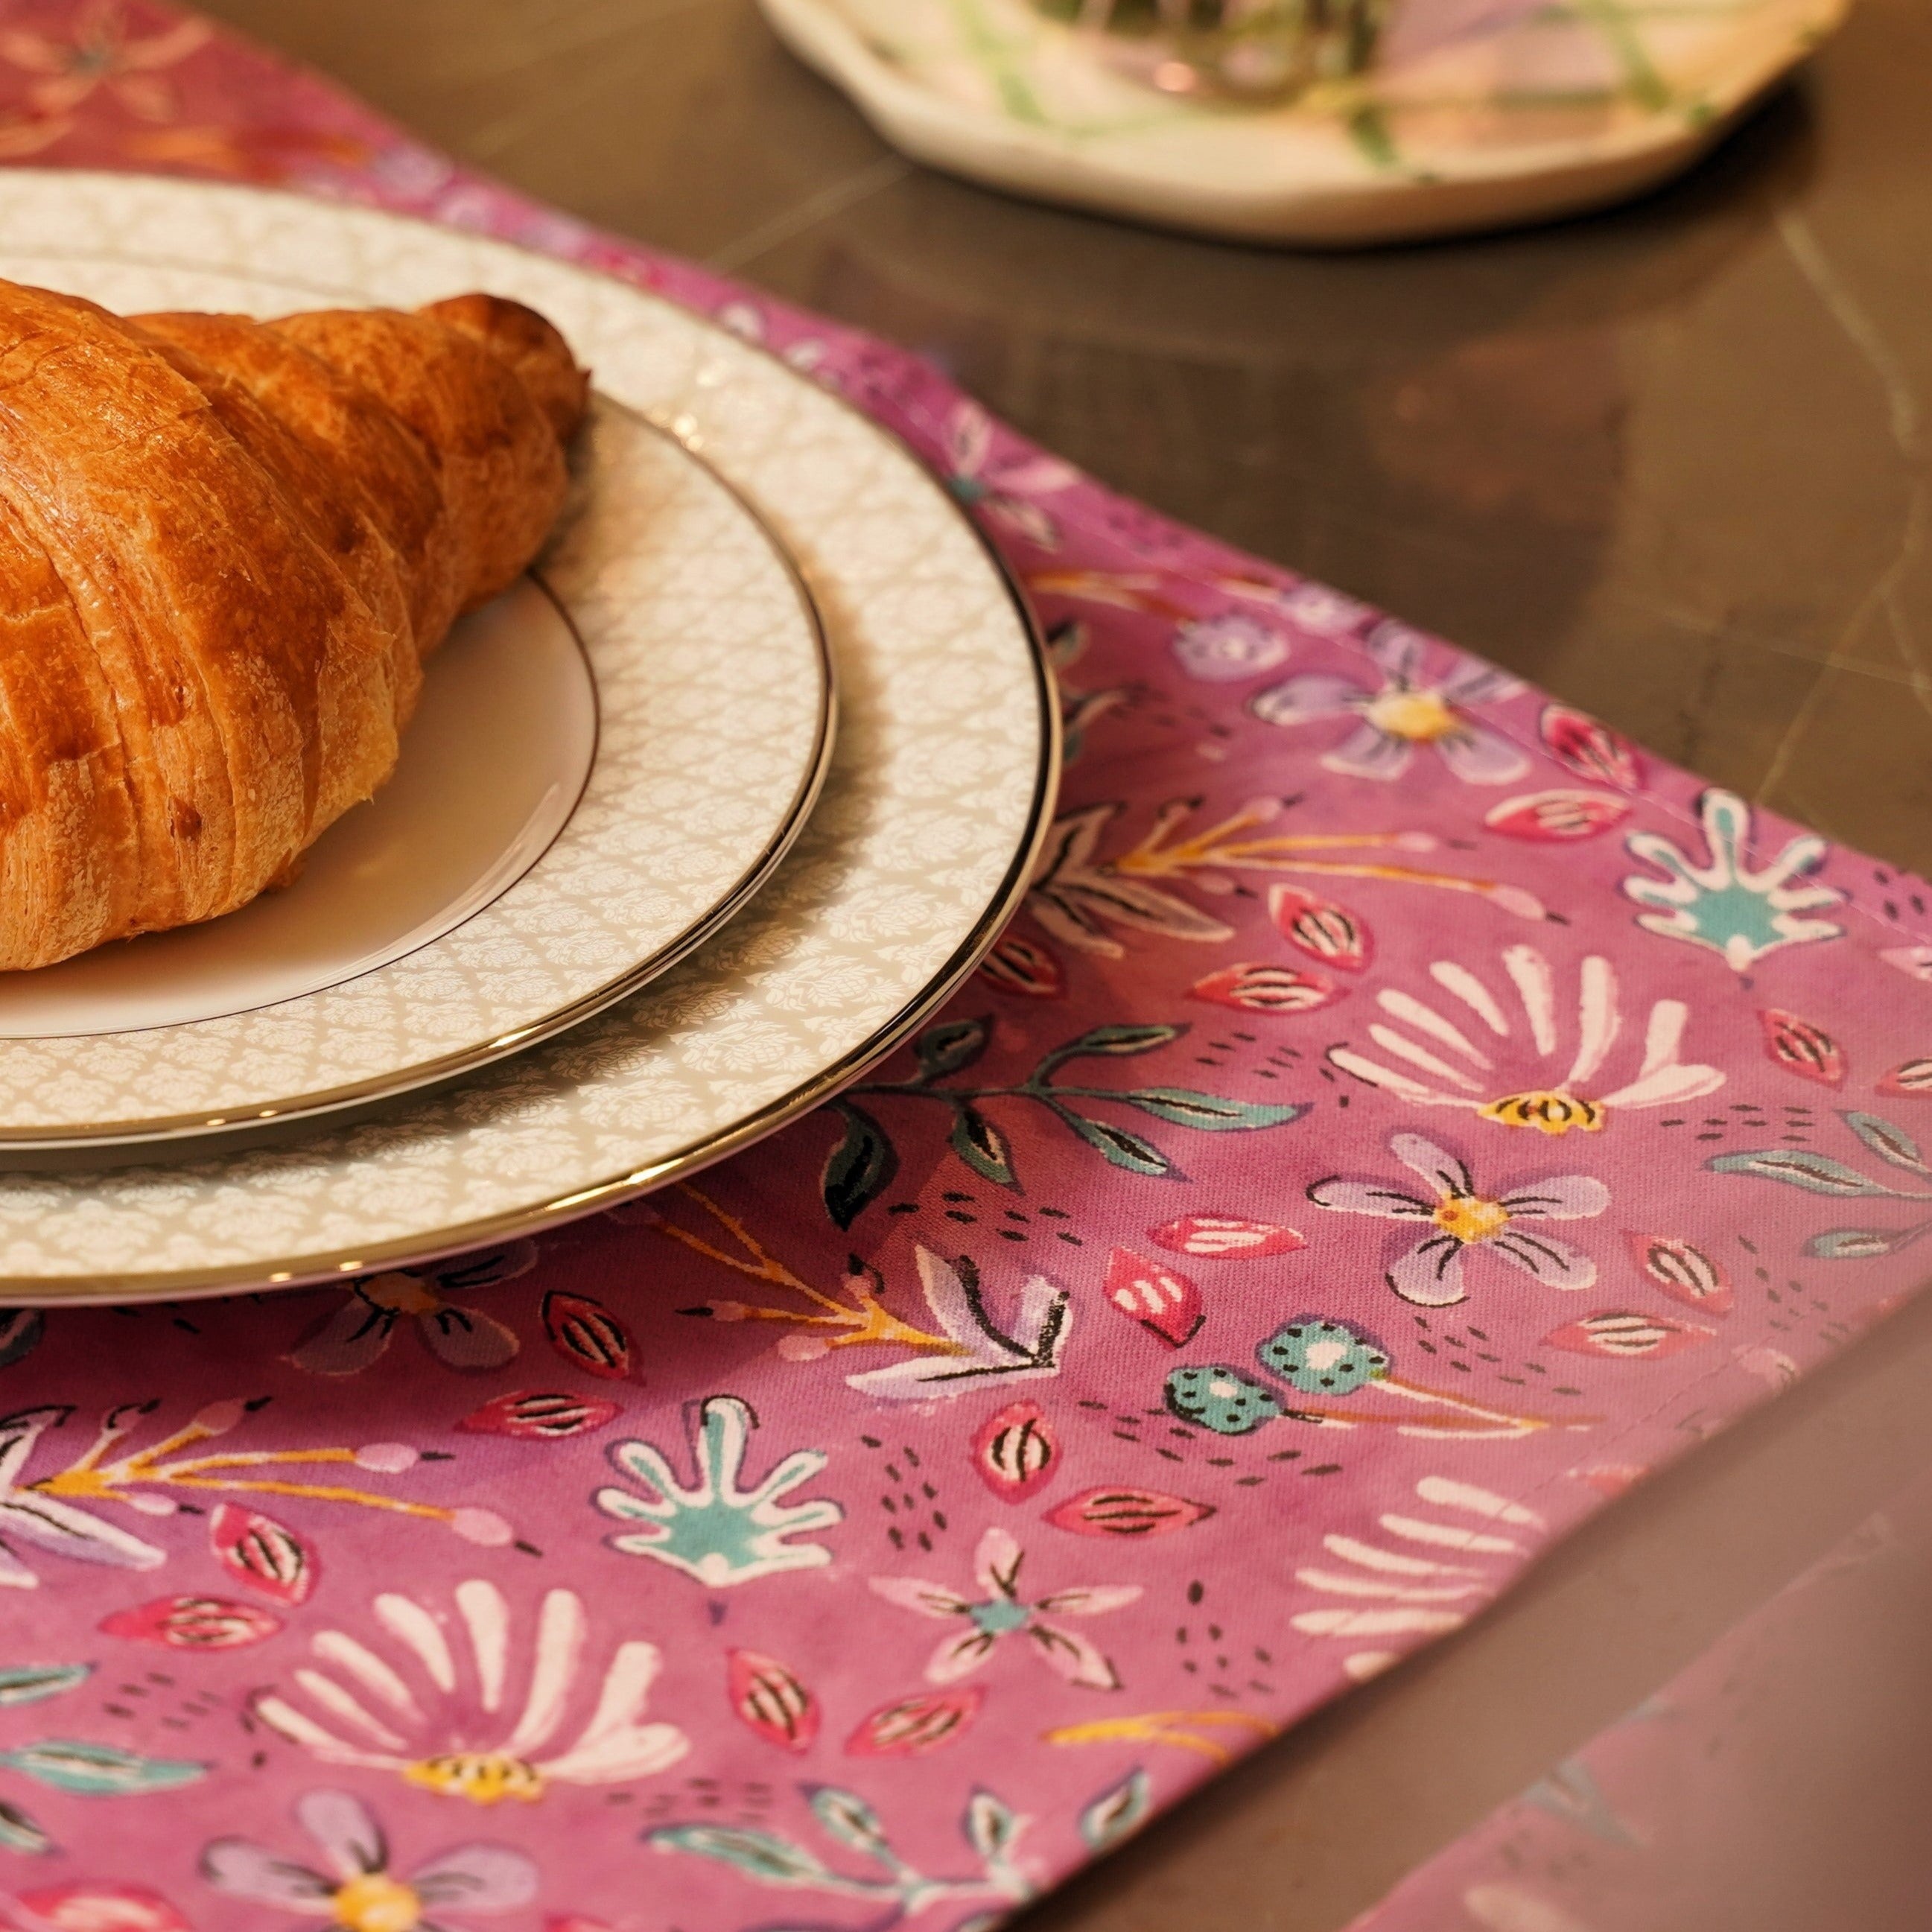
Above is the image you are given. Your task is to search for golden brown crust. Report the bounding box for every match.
[133,311,448,704]
[420,293,591,446]
[0,280,585,971]
[271,305,571,616]
[0,494,139,962]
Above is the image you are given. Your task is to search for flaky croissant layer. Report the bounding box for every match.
[0,280,588,971]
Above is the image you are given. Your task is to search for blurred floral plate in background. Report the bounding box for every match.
[759,0,1846,244]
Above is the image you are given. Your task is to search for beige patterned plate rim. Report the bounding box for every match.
[0,171,1058,1304]
[0,397,836,1148]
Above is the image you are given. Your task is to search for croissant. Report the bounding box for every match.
[0,279,588,972]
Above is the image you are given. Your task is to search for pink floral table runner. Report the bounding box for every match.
[0,7,1924,1931]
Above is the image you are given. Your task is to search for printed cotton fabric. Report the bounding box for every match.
[0,7,1925,1931]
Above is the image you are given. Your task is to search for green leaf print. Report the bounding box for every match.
[829,1019,1306,1221]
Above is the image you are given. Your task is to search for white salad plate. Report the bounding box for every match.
[0,391,834,1148]
[761,0,1844,247]
[0,170,1058,1302]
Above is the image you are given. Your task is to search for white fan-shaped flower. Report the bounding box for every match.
[254,1579,688,1805]
[1328,946,1723,1134]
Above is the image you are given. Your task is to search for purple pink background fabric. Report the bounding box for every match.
[0,7,1923,1931]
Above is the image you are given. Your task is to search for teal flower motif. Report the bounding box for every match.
[1257,1319,1388,1395]
[1165,1318,1580,1441]
[595,1396,842,1588]
[1162,1365,1283,1437]
[1622,789,1844,972]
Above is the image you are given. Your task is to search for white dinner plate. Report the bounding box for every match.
[0,395,834,1148]
[0,171,1057,1300]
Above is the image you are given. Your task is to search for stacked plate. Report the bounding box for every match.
[0,172,1058,1305]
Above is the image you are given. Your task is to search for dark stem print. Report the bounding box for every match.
[822,1019,1308,1227]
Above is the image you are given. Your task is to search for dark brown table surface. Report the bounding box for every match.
[191,4,1932,1925]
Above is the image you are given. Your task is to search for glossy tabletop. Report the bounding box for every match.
[188,2,1932,1925]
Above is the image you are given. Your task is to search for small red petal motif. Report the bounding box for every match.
[726,1649,819,1752]
[1758,1009,1845,1087]
[1102,1247,1204,1347]
[16,1887,194,1932]
[1045,1487,1216,1538]
[1148,1215,1303,1259]
[1543,1312,1713,1359]
[970,1401,1059,1500]
[845,1687,985,1757]
[1573,1466,1647,1499]
[98,1595,282,1650]
[977,934,1066,999]
[456,1391,623,1439]
[1267,887,1372,972]
[1539,705,1644,789]
[209,1504,317,1606]
[1483,789,1630,842]
[541,1291,635,1380]
[1623,1232,1733,1317]
[1189,962,1340,1014]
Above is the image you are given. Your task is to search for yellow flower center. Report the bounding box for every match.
[1366,688,1458,743]
[404,1751,545,1805]
[1478,1090,1607,1136]
[1433,1195,1510,1244]
[331,1875,422,1932]
[360,1271,442,1315]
